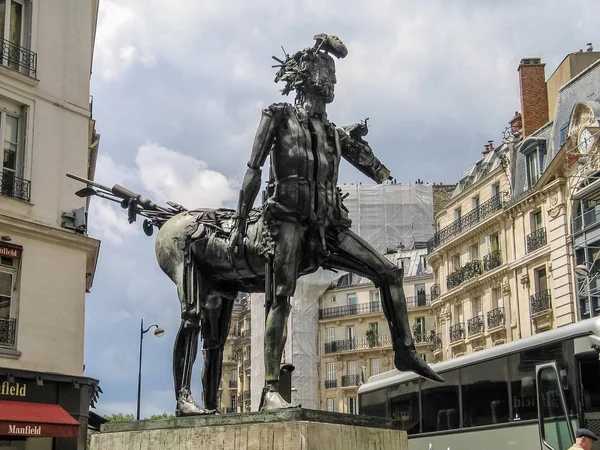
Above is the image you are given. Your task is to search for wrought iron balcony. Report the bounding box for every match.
[429,333,442,350]
[319,301,381,319]
[467,315,484,336]
[243,390,251,401]
[427,192,504,253]
[241,329,251,338]
[341,375,360,387]
[526,227,547,254]
[406,294,430,309]
[431,284,440,301]
[0,38,37,78]
[0,318,16,347]
[483,250,502,271]
[447,260,482,290]
[229,380,238,389]
[487,307,505,329]
[324,335,392,354]
[0,172,30,203]
[530,290,551,316]
[325,379,337,389]
[449,323,465,343]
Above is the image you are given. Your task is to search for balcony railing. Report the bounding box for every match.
[526,227,547,254]
[427,192,504,253]
[407,294,430,309]
[483,250,502,271]
[429,333,442,350]
[467,315,484,336]
[243,390,251,401]
[449,323,465,343]
[530,290,552,316]
[413,333,428,344]
[341,375,360,387]
[431,284,440,301]
[1,172,30,203]
[0,318,16,347]
[325,379,337,389]
[319,301,381,320]
[487,307,505,329]
[241,329,251,338]
[324,335,392,354]
[0,38,37,78]
[229,380,238,389]
[447,259,483,290]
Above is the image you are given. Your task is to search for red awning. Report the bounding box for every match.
[0,400,80,438]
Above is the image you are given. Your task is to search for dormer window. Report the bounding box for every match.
[522,141,546,187]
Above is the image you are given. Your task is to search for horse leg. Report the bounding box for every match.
[326,229,443,383]
[201,293,235,412]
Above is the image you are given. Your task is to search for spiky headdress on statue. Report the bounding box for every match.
[272,33,348,101]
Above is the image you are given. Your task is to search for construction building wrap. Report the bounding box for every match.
[250,183,434,410]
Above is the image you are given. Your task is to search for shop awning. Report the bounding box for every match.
[0,400,80,438]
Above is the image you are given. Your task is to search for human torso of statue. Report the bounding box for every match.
[266,103,350,229]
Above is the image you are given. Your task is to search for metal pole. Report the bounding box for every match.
[136,318,144,420]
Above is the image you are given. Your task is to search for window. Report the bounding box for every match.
[532,210,543,232]
[461,358,510,427]
[526,145,546,186]
[454,207,462,221]
[325,327,335,343]
[559,123,568,146]
[491,183,500,198]
[414,283,426,306]
[472,196,479,209]
[469,243,479,260]
[0,245,20,349]
[0,0,33,75]
[346,293,357,314]
[346,326,355,349]
[326,398,335,412]
[421,370,460,432]
[491,288,504,309]
[472,297,482,317]
[231,397,236,411]
[390,380,420,434]
[326,362,335,381]
[331,295,336,303]
[452,254,460,271]
[348,397,357,414]
[367,322,378,337]
[454,303,463,325]
[369,290,380,305]
[347,361,357,376]
[486,233,499,254]
[0,99,28,202]
[535,267,548,294]
[370,358,380,376]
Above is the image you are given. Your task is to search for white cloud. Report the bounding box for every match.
[88,143,237,246]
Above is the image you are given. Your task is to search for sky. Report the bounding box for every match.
[84,0,600,417]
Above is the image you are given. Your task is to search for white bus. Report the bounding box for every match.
[358,317,600,450]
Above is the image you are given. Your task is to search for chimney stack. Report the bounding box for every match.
[518,58,549,137]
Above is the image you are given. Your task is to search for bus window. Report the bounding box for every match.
[580,357,600,411]
[421,370,460,432]
[389,379,420,434]
[359,387,387,417]
[461,357,510,427]
[536,363,575,450]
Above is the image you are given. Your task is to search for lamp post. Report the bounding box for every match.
[136,318,165,420]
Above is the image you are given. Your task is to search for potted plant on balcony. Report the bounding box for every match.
[366,327,378,347]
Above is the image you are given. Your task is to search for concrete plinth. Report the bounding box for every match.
[89,408,407,450]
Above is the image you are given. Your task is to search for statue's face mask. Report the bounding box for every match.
[301,52,337,104]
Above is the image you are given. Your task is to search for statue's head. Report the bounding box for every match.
[274,34,348,104]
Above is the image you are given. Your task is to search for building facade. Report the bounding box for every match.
[427,51,600,363]
[0,1,101,449]
[317,248,437,414]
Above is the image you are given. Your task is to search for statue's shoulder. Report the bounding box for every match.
[265,102,293,117]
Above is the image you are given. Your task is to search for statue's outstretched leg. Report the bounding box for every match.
[260,221,304,411]
[324,229,443,383]
[201,293,235,413]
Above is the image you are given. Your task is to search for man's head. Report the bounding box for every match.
[576,428,597,450]
[273,34,347,104]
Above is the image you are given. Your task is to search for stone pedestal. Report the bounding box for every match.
[89,408,407,450]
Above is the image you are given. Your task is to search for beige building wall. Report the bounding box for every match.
[317,251,435,414]
[0,0,100,379]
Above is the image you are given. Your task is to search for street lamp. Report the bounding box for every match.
[136,318,164,420]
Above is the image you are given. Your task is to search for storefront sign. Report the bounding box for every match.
[0,382,26,398]
[0,246,21,259]
[6,424,41,435]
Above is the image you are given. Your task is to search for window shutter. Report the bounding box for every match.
[17,105,27,179]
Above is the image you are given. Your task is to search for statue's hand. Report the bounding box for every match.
[228,224,245,255]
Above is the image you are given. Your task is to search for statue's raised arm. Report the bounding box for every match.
[337,119,392,183]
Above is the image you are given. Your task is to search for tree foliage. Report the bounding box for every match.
[103,413,134,422]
